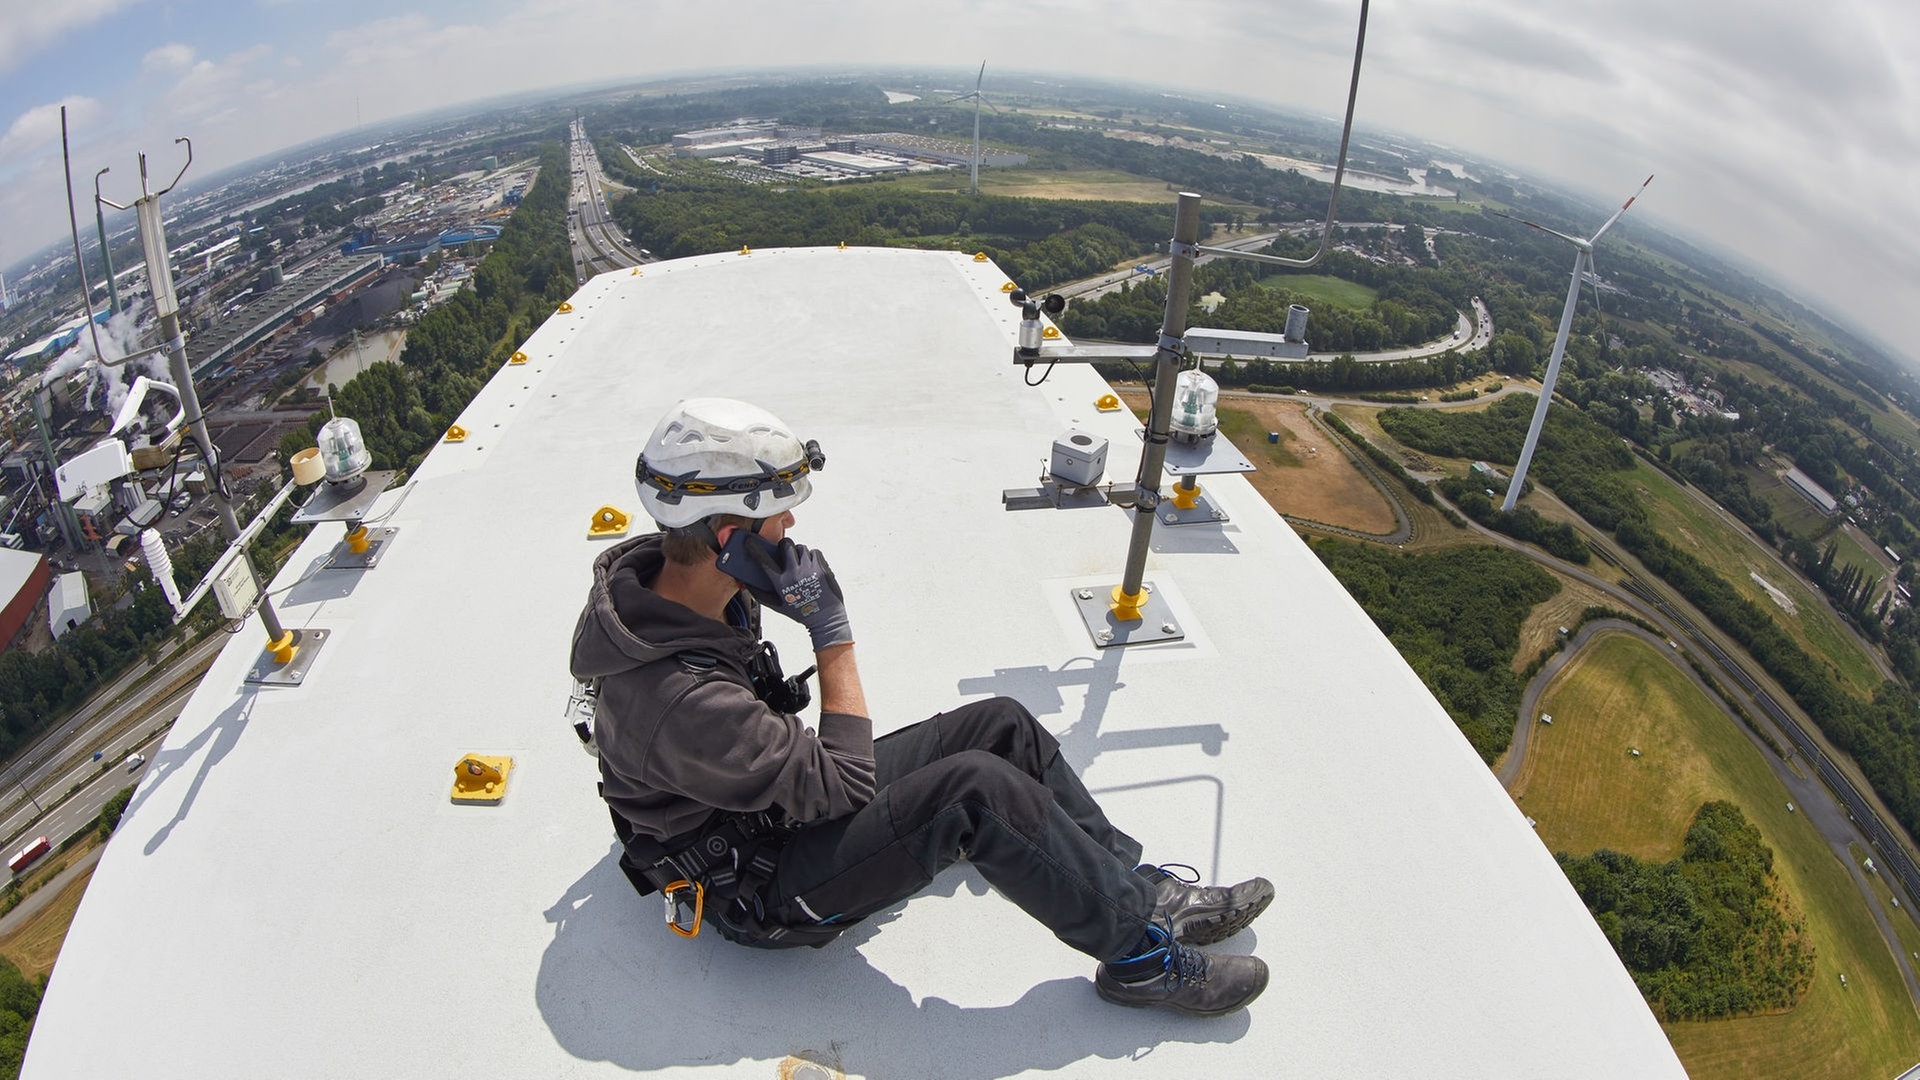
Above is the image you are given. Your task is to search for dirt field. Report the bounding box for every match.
[1512,575,1614,673]
[1118,391,1397,534]
[0,857,96,980]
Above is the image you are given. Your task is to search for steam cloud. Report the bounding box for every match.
[38,303,176,438]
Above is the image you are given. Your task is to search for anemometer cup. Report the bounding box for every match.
[290,448,326,486]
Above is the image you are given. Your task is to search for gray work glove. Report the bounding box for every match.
[717,532,854,651]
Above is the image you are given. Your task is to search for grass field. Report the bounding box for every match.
[1512,631,1920,1079]
[1624,457,1884,698]
[0,835,105,981]
[889,168,1179,203]
[1257,273,1378,310]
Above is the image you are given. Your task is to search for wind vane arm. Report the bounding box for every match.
[1193,0,1371,270]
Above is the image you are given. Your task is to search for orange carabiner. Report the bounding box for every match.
[663,879,704,938]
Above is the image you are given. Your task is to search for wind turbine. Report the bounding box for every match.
[1496,174,1653,512]
[943,63,996,195]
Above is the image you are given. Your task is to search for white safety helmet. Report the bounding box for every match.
[635,398,824,529]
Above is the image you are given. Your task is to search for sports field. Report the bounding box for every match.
[1256,273,1378,310]
[1512,630,1920,1079]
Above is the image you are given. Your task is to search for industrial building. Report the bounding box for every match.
[855,132,1030,168]
[182,253,383,379]
[1784,465,1840,515]
[0,547,48,647]
[672,121,781,149]
[797,150,909,175]
[669,122,1029,178]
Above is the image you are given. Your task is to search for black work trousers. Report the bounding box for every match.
[764,696,1156,962]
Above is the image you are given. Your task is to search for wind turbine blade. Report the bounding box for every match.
[1488,209,1585,248]
[1587,174,1654,245]
[940,92,973,104]
[976,62,986,94]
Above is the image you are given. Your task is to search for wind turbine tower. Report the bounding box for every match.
[1499,175,1653,512]
[944,63,994,195]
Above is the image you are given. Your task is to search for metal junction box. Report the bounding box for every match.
[1049,430,1108,487]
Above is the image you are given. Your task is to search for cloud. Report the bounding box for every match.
[0,97,103,166]
[0,0,143,73]
[157,45,278,127]
[142,44,196,74]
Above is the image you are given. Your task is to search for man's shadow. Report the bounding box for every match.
[535,849,1251,1078]
[955,650,1229,774]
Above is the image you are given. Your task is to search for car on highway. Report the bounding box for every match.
[126,753,146,773]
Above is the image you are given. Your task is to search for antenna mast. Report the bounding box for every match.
[100,138,328,682]
[1003,0,1372,646]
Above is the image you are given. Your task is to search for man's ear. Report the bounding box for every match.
[712,521,740,549]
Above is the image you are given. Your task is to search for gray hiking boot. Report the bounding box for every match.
[1095,925,1269,1017]
[1140,863,1275,946]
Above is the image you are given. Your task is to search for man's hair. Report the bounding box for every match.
[659,513,754,566]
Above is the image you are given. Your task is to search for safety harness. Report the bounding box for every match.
[604,800,844,949]
[568,601,841,950]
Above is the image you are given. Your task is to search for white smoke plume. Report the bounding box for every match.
[38,303,174,433]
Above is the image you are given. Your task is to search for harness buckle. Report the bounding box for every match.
[662,879,705,938]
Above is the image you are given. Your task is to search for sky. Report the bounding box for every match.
[1,0,1916,366]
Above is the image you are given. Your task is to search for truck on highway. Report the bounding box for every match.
[9,836,50,875]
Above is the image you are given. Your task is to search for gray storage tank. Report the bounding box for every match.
[1284,304,1311,344]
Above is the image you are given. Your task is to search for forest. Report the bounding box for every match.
[603,180,1184,291]
[1309,540,1558,760]
[1557,801,1814,1021]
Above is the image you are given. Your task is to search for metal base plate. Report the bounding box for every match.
[1158,492,1227,527]
[1071,582,1184,648]
[246,628,329,686]
[292,471,398,524]
[324,527,399,570]
[1136,431,1254,475]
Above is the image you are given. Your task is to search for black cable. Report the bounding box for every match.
[1125,358,1155,412]
[1022,360,1057,387]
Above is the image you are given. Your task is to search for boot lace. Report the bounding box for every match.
[1143,862,1201,884]
[1162,941,1211,988]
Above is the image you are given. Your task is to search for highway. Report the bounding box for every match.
[566,120,649,280]
[0,632,223,851]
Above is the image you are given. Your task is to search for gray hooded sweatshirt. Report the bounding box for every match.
[569,534,876,842]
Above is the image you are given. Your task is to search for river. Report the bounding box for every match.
[305,328,407,391]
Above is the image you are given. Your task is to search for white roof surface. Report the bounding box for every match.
[25,247,1685,1078]
[47,571,88,638]
[0,547,42,607]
